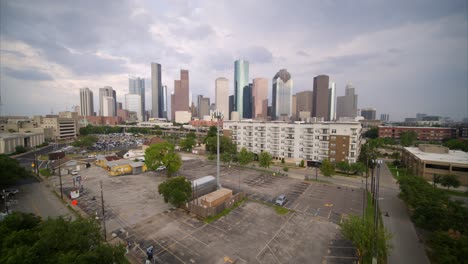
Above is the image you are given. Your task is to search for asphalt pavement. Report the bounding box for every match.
[378,163,429,264]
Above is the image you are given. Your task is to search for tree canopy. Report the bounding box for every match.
[363,127,378,139]
[72,135,98,148]
[400,131,418,147]
[158,176,192,207]
[0,212,127,264]
[237,147,254,166]
[144,142,182,177]
[440,174,461,190]
[0,155,31,188]
[180,137,196,152]
[320,159,334,177]
[258,151,273,168]
[205,136,236,155]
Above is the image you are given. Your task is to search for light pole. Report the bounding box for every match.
[212,110,223,189]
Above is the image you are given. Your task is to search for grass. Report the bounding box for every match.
[250,199,292,215]
[204,198,246,224]
[386,162,408,180]
[440,188,468,197]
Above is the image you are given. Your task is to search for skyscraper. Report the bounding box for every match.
[79,87,94,116]
[171,70,190,121]
[198,96,210,118]
[312,75,330,120]
[243,83,252,119]
[361,108,376,120]
[162,85,168,118]
[99,86,115,116]
[215,77,229,118]
[234,59,249,119]
[252,78,268,120]
[229,95,234,120]
[129,76,145,120]
[102,96,115,117]
[151,62,162,118]
[272,69,293,121]
[336,84,358,119]
[328,81,336,121]
[296,91,313,119]
[125,94,142,121]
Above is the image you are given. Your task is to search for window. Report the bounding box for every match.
[452,167,468,172]
[350,152,355,157]
[330,136,336,140]
[425,164,449,170]
[331,129,337,134]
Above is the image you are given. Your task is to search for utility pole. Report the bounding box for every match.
[212,110,223,189]
[373,160,382,262]
[100,181,107,241]
[58,154,63,199]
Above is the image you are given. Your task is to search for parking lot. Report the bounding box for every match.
[49,157,361,263]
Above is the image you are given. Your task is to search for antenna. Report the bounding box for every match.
[0,82,3,116]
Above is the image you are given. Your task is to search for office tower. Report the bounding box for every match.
[117,102,122,110]
[328,81,336,121]
[129,76,145,120]
[272,69,293,121]
[336,83,358,119]
[234,59,249,118]
[151,62,162,118]
[198,95,210,118]
[79,87,94,116]
[190,102,197,118]
[215,77,229,118]
[171,70,190,120]
[162,85,168,118]
[243,83,252,119]
[361,108,376,120]
[416,113,427,121]
[312,75,330,120]
[252,78,268,120]
[296,91,313,120]
[102,96,115,117]
[99,86,115,116]
[229,95,234,120]
[380,113,390,122]
[125,94,142,121]
[292,95,297,121]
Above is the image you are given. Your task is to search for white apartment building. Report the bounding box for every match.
[224,120,362,164]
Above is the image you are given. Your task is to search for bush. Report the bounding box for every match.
[299,160,305,168]
[281,158,285,164]
[207,154,215,160]
[14,146,27,154]
[39,168,52,177]
[283,167,289,172]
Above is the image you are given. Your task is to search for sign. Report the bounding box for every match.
[71,200,78,206]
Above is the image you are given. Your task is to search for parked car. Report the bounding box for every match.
[275,194,288,206]
[2,188,19,198]
[71,170,79,175]
[156,165,166,171]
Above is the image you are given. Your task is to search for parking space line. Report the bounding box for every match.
[267,244,282,264]
[256,212,295,260]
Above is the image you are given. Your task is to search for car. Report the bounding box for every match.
[275,194,288,206]
[2,188,19,198]
[156,165,166,171]
[71,170,79,175]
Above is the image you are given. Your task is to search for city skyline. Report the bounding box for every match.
[0,1,467,120]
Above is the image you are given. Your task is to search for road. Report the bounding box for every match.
[14,144,64,170]
[4,178,75,220]
[378,163,429,264]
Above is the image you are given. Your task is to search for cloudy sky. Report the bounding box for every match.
[1,0,467,121]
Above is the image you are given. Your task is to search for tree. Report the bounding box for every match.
[14,145,27,154]
[145,142,182,177]
[0,212,127,264]
[299,160,305,168]
[400,131,418,147]
[72,135,98,148]
[221,152,233,165]
[0,155,31,188]
[281,157,285,164]
[180,137,196,152]
[205,136,236,154]
[336,161,351,175]
[158,176,192,207]
[237,147,254,166]
[204,126,217,143]
[363,127,378,139]
[186,132,196,139]
[320,159,335,177]
[258,151,273,168]
[440,174,461,190]
[350,162,366,176]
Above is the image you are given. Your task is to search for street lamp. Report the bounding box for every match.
[212,110,223,189]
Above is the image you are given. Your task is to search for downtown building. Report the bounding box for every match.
[129,76,145,120]
[99,86,116,116]
[252,78,268,120]
[215,77,229,119]
[234,59,249,119]
[272,69,293,121]
[151,63,165,118]
[224,120,362,164]
[79,87,94,116]
[171,70,190,121]
[336,84,358,119]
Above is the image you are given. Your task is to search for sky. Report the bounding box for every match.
[0,0,467,121]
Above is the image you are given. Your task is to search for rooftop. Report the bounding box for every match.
[405,147,468,165]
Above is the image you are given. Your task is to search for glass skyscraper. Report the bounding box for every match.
[234,59,249,119]
[129,76,145,120]
[272,69,293,121]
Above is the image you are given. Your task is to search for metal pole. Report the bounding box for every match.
[315,166,318,181]
[34,147,38,176]
[100,180,107,241]
[217,116,220,189]
[374,160,382,260]
[58,154,63,199]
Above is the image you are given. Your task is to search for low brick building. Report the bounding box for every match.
[378,126,452,141]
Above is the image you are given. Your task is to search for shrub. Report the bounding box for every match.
[283,167,289,172]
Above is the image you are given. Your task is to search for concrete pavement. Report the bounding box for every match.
[378,163,429,264]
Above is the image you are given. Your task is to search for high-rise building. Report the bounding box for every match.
[328,82,336,121]
[162,85,168,118]
[99,86,115,116]
[102,96,115,117]
[416,113,427,121]
[151,62,162,118]
[171,70,190,121]
[336,84,358,119]
[252,78,268,120]
[292,95,297,121]
[117,102,122,110]
[296,91,313,120]
[234,59,249,118]
[229,95,234,120]
[243,83,252,119]
[312,75,330,120]
[79,87,94,116]
[215,77,229,119]
[272,69,293,121]
[198,96,210,118]
[129,76,145,120]
[380,113,390,122]
[361,108,376,120]
[125,94,142,121]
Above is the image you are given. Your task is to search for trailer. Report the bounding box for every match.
[192,176,217,199]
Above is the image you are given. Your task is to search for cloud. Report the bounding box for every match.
[1,67,53,81]
[238,46,273,64]
[296,50,309,57]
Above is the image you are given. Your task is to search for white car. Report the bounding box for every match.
[71,170,79,175]
[156,165,166,171]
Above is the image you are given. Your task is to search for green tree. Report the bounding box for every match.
[205,136,236,154]
[0,212,127,264]
[336,161,351,175]
[180,137,196,152]
[158,176,192,207]
[14,145,27,154]
[72,135,98,148]
[237,147,254,166]
[186,132,196,139]
[320,159,334,177]
[258,151,273,168]
[400,131,418,147]
[281,157,285,164]
[440,174,461,190]
[363,127,378,139]
[145,142,182,177]
[299,160,305,168]
[350,162,366,176]
[0,155,31,188]
[221,152,233,165]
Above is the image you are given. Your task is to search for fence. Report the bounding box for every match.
[186,192,245,218]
